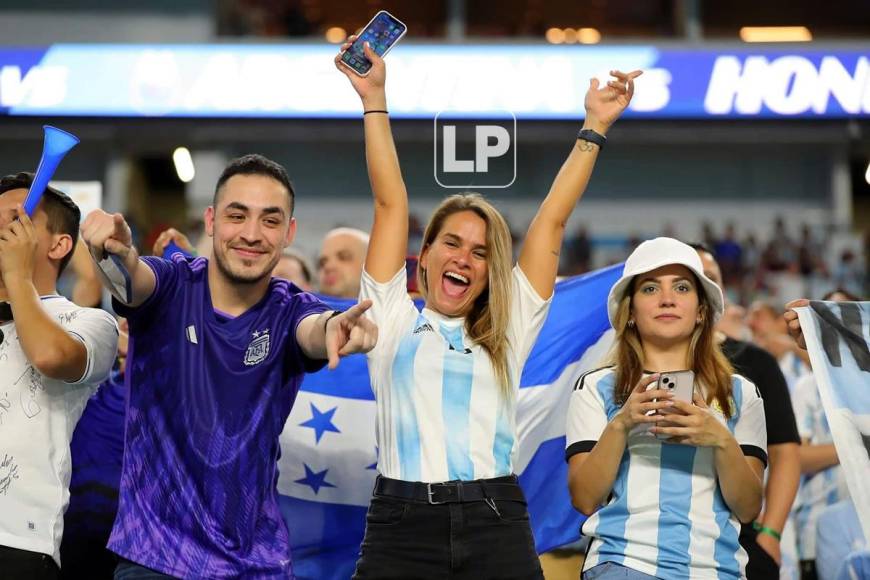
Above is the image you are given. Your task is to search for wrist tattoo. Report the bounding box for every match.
[577,140,596,152]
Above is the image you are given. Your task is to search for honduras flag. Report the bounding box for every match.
[278,264,621,579]
[795,302,870,546]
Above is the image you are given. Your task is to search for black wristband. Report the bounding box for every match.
[364,110,389,115]
[323,309,342,332]
[577,128,606,150]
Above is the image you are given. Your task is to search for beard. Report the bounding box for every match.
[212,245,280,285]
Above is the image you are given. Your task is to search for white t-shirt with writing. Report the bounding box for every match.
[0,295,118,566]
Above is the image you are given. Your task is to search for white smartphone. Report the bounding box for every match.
[648,370,696,440]
[655,370,696,414]
[339,11,407,77]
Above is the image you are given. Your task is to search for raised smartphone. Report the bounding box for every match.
[339,11,407,76]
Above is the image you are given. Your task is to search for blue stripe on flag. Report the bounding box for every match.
[519,436,587,552]
[278,495,368,580]
[299,352,374,399]
[655,445,696,578]
[440,324,475,481]
[298,293,377,400]
[520,264,623,387]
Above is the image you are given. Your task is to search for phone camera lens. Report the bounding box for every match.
[662,377,670,385]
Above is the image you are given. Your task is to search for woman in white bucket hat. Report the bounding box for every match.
[566,237,768,580]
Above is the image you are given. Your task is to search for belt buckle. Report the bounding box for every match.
[427,483,447,505]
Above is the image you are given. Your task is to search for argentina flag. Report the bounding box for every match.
[278,264,621,579]
[794,302,870,545]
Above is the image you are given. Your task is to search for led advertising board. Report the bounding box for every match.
[1,45,867,119]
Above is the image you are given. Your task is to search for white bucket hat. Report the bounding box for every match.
[607,237,724,327]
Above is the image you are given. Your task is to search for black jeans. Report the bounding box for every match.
[353,475,543,580]
[799,559,818,580]
[0,545,60,580]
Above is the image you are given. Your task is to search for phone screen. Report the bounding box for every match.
[341,11,407,75]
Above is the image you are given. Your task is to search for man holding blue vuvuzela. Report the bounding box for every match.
[0,172,119,579]
[81,154,378,579]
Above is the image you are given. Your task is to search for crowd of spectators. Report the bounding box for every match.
[558,217,868,309]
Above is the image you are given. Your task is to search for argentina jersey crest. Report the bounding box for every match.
[244,329,271,366]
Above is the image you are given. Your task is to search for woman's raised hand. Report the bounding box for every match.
[583,69,642,133]
[334,36,387,106]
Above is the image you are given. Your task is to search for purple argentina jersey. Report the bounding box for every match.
[107,255,329,578]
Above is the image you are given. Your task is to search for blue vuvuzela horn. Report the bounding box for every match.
[24,125,80,216]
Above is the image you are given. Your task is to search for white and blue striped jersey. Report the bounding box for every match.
[360,266,550,483]
[780,351,810,394]
[566,367,768,579]
[790,372,849,560]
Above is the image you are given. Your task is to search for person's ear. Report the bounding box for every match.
[204,206,215,237]
[48,233,74,263]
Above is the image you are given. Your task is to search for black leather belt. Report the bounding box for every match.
[373,475,526,505]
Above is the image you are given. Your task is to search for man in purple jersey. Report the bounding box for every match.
[81,154,377,579]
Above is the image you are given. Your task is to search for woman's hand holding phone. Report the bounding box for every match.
[650,391,732,448]
[613,374,674,435]
[335,36,387,108]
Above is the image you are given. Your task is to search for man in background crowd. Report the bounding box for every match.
[317,227,368,298]
[748,300,810,391]
[274,247,314,290]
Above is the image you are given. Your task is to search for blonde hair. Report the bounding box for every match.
[417,193,513,397]
[608,271,735,417]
